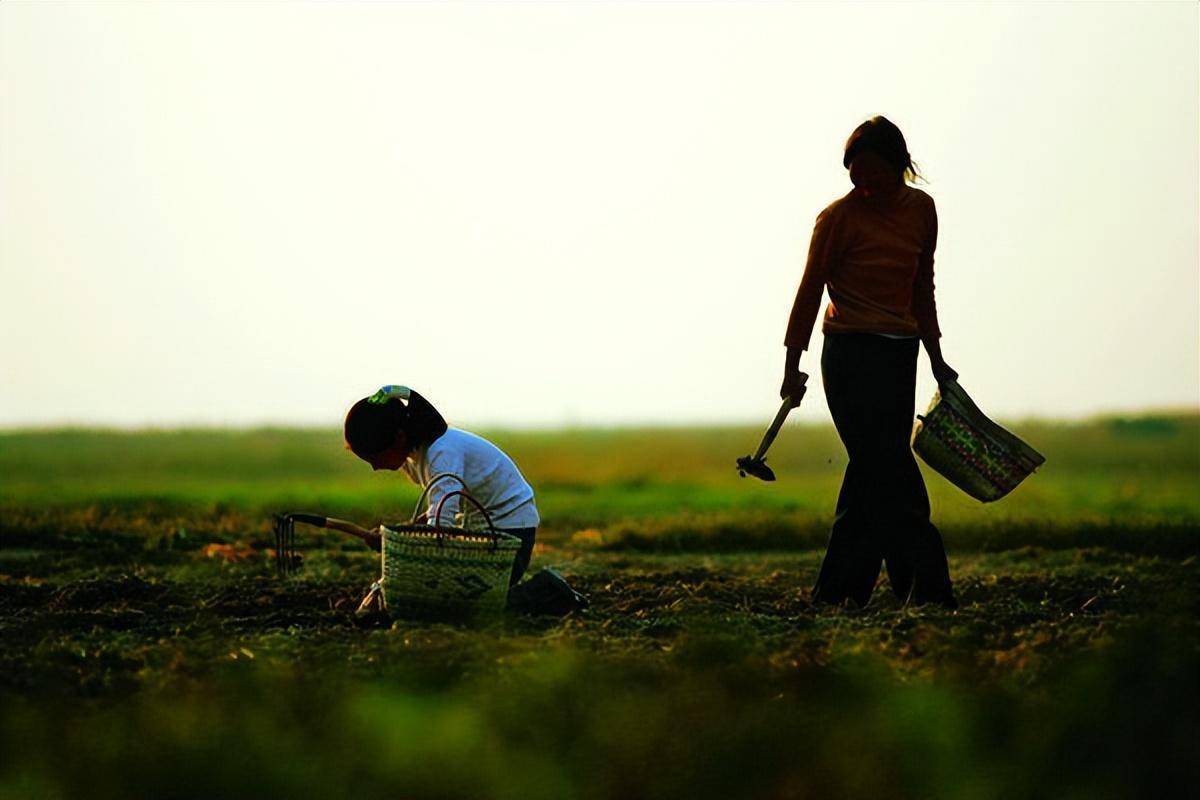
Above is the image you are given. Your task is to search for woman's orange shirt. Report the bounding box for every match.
[784,185,941,351]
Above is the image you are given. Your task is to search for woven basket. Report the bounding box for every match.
[381,480,520,614]
[912,380,1045,502]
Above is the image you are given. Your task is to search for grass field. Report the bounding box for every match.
[1,415,1198,798]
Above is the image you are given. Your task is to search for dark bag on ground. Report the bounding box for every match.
[507,568,588,616]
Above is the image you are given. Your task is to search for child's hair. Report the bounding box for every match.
[842,116,922,184]
[344,390,448,459]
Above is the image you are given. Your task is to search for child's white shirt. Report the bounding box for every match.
[402,428,540,529]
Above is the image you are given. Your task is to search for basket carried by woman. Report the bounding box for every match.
[912,380,1045,502]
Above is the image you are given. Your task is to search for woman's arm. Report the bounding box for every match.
[781,207,839,398]
[913,197,957,386]
[784,208,839,352]
[921,334,958,386]
[781,346,808,402]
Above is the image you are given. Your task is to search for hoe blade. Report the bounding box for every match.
[736,456,776,482]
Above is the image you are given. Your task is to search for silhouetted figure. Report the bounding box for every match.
[782,116,957,609]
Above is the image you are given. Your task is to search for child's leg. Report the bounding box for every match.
[500,527,537,586]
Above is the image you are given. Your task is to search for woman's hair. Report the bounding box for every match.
[842,116,922,183]
[344,390,448,458]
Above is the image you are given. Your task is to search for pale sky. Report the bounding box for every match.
[2,2,1197,428]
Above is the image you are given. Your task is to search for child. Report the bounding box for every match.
[343,385,540,587]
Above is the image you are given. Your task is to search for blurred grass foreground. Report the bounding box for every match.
[1,414,1197,798]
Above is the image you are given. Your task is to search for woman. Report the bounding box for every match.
[782,116,958,609]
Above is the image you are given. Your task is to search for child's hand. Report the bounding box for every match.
[362,526,383,553]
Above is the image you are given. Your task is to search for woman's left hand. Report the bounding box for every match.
[932,359,959,387]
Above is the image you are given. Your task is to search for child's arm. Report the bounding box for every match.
[316,517,382,552]
[425,448,467,526]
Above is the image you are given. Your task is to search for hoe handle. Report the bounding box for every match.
[753,388,805,461]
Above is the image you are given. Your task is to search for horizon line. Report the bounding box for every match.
[1,405,1196,436]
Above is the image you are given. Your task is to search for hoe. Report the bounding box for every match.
[736,378,807,482]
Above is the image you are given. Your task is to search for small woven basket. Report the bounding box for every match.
[381,477,520,614]
[912,380,1045,502]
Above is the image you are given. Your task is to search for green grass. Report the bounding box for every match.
[1,414,1198,798]
[3,413,1197,530]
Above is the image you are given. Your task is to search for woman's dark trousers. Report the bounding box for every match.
[813,333,956,608]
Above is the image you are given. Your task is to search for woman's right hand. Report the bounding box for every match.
[780,370,809,404]
[781,346,808,405]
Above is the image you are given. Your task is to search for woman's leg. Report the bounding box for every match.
[873,339,955,607]
[813,335,955,607]
[893,452,954,606]
[813,335,886,607]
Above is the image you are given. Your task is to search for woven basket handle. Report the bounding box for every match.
[433,490,498,535]
[410,473,469,523]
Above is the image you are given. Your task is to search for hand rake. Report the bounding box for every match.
[273,513,376,576]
